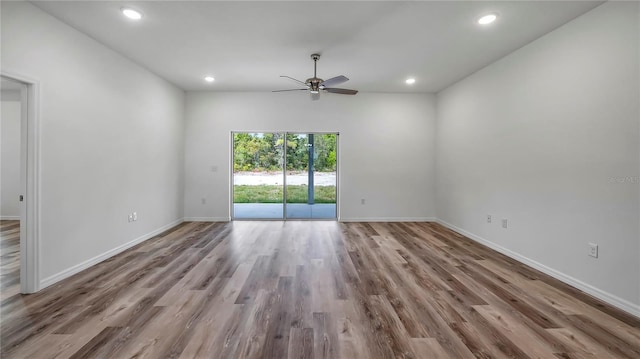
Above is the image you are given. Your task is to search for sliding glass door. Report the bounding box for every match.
[232,132,337,220]
[232,132,285,219]
[285,133,337,219]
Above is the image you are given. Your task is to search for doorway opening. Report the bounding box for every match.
[232,132,338,220]
[1,77,25,297]
[1,73,39,294]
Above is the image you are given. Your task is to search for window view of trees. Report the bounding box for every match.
[233,133,337,172]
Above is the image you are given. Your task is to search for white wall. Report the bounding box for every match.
[184,92,436,221]
[1,95,21,219]
[1,2,185,286]
[436,2,639,313]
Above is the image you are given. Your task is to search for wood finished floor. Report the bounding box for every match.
[1,221,639,358]
[0,220,20,301]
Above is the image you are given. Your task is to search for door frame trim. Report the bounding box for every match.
[2,70,41,293]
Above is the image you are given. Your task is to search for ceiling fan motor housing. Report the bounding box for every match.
[306,77,323,93]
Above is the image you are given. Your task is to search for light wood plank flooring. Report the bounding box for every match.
[1,221,639,358]
[0,220,20,301]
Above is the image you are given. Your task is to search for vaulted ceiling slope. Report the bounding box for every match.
[31,1,604,93]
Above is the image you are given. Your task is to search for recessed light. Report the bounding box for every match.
[121,8,142,20]
[478,13,498,25]
[204,76,215,83]
[405,78,416,85]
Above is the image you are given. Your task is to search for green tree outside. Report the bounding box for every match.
[234,133,337,172]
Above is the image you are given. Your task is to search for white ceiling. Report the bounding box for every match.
[31,1,604,93]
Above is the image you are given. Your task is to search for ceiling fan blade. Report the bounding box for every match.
[320,75,349,88]
[280,75,308,87]
[272,89,308,92]
[325,88,358,95]
[311,92,320,101]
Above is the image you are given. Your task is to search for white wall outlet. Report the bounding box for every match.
[132,212,137,221]
[201,198,206,205]
[487,215,492,223]
[361,199,366,205]
[501,219,508,228]
[588,243,598,258]
[211,165,218,172]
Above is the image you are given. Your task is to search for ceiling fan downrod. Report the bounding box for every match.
[308,54,322,94]
[311,54,320,78]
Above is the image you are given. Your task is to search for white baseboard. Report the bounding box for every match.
[340,217,436,222]
[184,217,230,222]
[39,218,184,289]
[436,218,640,319]
[0,216,20,220]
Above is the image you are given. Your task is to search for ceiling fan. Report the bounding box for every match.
[273,54,358,100]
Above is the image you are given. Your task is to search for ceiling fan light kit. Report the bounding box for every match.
[273,53,358,100]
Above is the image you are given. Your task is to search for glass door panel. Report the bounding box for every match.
[232,132,285,219]
[285,133,337,219]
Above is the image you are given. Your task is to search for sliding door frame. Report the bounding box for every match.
[230,131,339,221]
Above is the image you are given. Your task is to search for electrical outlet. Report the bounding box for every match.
[133,212,137,221]
[211,165,218,172]
[201,198,206,205]
[501,219,508,228]
[361,199,366,205]
[487,215,492,223]
[588,243,598,258]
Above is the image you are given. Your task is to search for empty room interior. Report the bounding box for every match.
[1,1,639,358]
